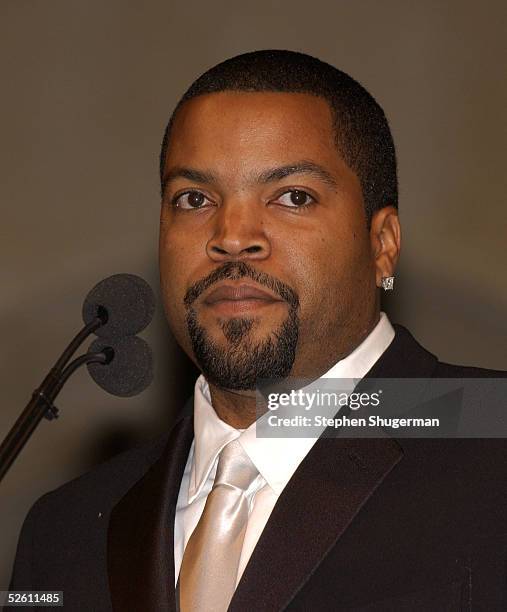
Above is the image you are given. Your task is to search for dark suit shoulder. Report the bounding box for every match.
[435,360,506,378]
[9,430,171,597]
[390,323,505,378]
[40,430,170,511]
[34,399,194,514]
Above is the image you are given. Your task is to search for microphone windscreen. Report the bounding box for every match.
[86,336,153,397]
[82,273,155,339]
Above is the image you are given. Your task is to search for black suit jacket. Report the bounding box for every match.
[8,325,507,611]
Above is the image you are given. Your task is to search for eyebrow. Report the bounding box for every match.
[162,167,217,194]
[257,161,338,190]
[162,160,338,194]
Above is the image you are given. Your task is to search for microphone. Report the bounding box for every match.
[82,273,155,339]
[87,336,153,397]
[0,273,155,483]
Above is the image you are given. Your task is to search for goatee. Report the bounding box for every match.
[184,262,300,391]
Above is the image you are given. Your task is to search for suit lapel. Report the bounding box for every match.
[107,406,194,612]
[230,324,439,610]
[230,435,403,610]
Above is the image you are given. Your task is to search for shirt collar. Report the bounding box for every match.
[188,379,240,502]
[189,312,395,500]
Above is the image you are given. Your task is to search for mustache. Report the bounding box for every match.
[183,261,299,310]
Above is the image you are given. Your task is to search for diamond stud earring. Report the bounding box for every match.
[381,276,395,291]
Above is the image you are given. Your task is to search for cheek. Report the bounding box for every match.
[159,217,198,282]
[159,227,190,330]
[292,226,371,318]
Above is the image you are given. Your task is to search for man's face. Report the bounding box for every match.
[159,92,378,390]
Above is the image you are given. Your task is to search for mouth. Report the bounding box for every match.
[202,282,286,315]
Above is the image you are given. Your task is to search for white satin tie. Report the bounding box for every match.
[179,438,259,611]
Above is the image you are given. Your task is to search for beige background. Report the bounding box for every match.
[0,0,505,587]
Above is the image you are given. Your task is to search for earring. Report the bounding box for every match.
[381,276,395,291]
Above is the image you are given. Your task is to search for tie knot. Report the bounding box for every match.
[213,439,258,491]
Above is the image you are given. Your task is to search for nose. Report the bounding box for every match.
[206,199,271,262]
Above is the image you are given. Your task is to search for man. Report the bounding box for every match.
[9,50,507,610]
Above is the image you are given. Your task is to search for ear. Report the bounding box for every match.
[370,206,401,288]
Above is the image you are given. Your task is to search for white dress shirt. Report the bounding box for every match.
[174,312,395,586]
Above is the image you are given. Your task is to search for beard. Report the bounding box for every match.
[184,262,300,391]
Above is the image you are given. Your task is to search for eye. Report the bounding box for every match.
[274,189,315,209]
[171,190,213,210]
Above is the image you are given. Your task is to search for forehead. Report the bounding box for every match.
[164,92,342,177]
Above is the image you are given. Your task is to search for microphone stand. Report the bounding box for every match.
[0,313,111,483]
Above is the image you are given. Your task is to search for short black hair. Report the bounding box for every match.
[160,49,398,224]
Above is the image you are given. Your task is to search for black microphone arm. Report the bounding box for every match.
[0,273,155,484]
[0,312,111,483]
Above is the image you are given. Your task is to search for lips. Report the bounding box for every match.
[203,283,283,304]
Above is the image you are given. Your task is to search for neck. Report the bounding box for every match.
[208,385,258,429]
